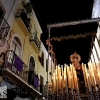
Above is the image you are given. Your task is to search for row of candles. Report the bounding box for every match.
[82,62,100,92]
[50,62,100,95]
[51,64,79,95]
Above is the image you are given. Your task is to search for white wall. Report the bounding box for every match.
[41,42,53,82]
[92,0,100,18]
[1,0,16,27]
[1,0,15,19]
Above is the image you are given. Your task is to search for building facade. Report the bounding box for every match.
[90,0,100,64]
[0,0,52,100]
[89,24,100,64]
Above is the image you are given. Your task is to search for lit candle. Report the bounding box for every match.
[56,76,58,94]
[53,73,56,92]
[60,73,61,91]
[97,71,100,88]
[71,65,74,91]
[67,66,70,88]
[52,76,54,94]
[92,63,99,85]
[88,62,94,86]
[82,63,87,87]
[56,65,58,94]
[61,65,63,93]
[64,64,66,87]
[64,64,68,94]
[55,66,57,91]
[69,71,72,89]
[58,65,61,90]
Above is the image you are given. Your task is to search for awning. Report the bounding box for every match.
[2,68,42,97]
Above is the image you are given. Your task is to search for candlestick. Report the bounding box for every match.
[82,63,87,87]
[53,73,56,92]
[58,65,61,90]
[88,62,94,87]
[56,65,58,95]
[56,76,58,95]
[61,65,63,93]
[52,76,54,94]
[65,64,69,94]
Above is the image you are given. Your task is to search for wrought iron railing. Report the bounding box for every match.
[26,71,46,97]
[30,32,41,51]
[26,71,39,88]
[4,50,47,97]
[5,50,27,80]
[0,16,10,40]
[16,9,32,33]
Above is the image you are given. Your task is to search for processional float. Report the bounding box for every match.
[47,52,100,100]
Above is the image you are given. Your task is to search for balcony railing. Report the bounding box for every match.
[16,9,32,33]
[2,50,42,97]
[26,71,47,97]
[30,32,41,51]
[5,50,27,80]
[0,16,10,40]
[4,50,45,96]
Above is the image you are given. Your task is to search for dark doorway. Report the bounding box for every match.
[40,75,44,94]
[28,56,35,84]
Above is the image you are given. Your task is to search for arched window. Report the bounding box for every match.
[7,35,23,73]
[28,56,35,84]
[29,56,35,71]
[10,36,22,58]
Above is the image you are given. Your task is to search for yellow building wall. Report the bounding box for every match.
[10,18,47,84]
[30,16,41,40]
[37,53,47,84]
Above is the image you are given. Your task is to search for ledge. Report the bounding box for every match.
[2,68,42,97]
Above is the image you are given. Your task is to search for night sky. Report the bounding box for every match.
[30,0,98,65]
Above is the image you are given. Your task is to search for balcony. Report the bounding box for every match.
[0,16,10,40]
[26,71,46,99]
[4,50,27,80]
[2,50,42,97]
[27,71,39,88]
[30,32,41,53]
[16,9,32,35]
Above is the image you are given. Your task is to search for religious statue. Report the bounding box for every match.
[70,52,86,93]
[70,52,81,70]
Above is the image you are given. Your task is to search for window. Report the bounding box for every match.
[40,75,44,94]
[0,7,4,24]
[7,36,22,73]
[28,56,35,84]
[8,37,22,63]
[41,51,44,67]
[29,56,35,71]
[0,1,5,22]
[0,1,6,39]
[10,37,22,58]
[38,55,41,63]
